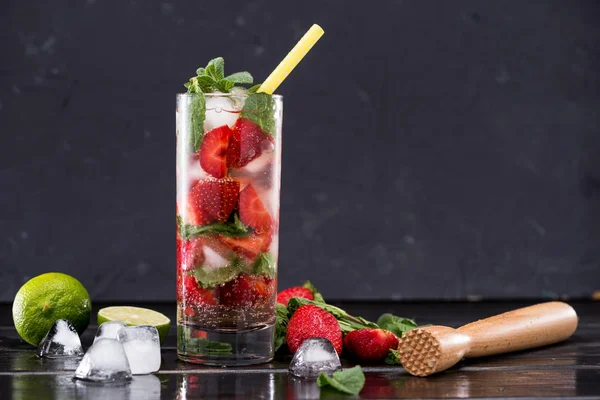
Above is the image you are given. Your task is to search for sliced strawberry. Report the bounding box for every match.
[229,118,274,168]
[218,274,275,306]
[199,125,233,178]
[226,127,241,168]
[181,275,216,306]
[218,230,273,261]
[239,184,272,232]
[188,178,239,224]
[180,237,205,271]
[186,183,212,225]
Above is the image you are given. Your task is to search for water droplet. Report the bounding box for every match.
[247,149,256,158]
[215,107,222,113]
[260,139,275,153]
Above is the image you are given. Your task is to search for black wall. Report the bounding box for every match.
[1,0,599,301]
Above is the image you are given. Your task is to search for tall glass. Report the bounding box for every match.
[176,92,282,365]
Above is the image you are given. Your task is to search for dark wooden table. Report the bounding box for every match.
[1,301,598,399]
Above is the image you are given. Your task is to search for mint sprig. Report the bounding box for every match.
[184,57,254,95]
[317,366,365,396]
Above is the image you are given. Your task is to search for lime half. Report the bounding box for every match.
[97,306,171,344]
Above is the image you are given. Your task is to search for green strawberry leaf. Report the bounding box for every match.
[376,313,418,337]
[189,260,242,289]
[196,67,206,76]
[385,348,402,365]
[274,303,289,351]
[252,252,276,278]
[205,57,225,81]
[287,297,379,334]
[240,93,276,136]
[302,281,325,303]
[225,71,254,85]
[189,93,206,151]
[317,366,365,396]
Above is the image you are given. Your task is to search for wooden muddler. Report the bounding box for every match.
[397,301,578,376]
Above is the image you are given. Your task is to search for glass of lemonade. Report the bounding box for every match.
[176,81,283,365]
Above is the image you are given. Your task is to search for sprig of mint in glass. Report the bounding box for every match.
[183,57,275,152]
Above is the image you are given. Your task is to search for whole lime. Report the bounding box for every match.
[12,272,91,346]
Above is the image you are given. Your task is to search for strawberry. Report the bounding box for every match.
[286,305,343,355]
[343,329,399,363]
[238,184,272,232]
[218,274,275,307]
[199,125,233,178]
[188,178,239,225]
[180,275,216,306]
[228,118,274,168]
[218,229,273,261]
[276,287,314,306]
[180,237,205,271]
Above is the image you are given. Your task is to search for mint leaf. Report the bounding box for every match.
[178,214,250,241]
[196,75,217,91]
[248,84,261,94]
[241,93,276,136]
[317,366,365,396]
[216,79,235,93]
[225,71,253,85]
[189,260,242,288]
[385,348,402,365]
[189,93,206,151]
[275,303,289,351]
[205,57,225,81]
[252,252,276,278]
[303,281,325,303]
[376,314,418,337]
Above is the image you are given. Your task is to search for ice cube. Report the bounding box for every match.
[117,326,161,375]
[37,319,84,358]
[288,338,342,378]
[204,96,239,131]
[202,245,231,268]
[75,338,132,382]
[94,321,127,343]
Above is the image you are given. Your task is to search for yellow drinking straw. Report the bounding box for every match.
[258,24,325,94]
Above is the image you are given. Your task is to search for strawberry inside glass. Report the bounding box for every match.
[176,90,282,365]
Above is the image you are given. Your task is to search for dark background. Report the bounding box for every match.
[1,0,599,302]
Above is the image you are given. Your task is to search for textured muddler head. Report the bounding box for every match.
[398,326,470,377]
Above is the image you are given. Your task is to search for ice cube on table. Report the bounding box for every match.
[37,319,84,358]
[288,338,342,378]
[94,321,127,343]
[117,325,161,375]
[204,96,239,132]
[75,338,132,382]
